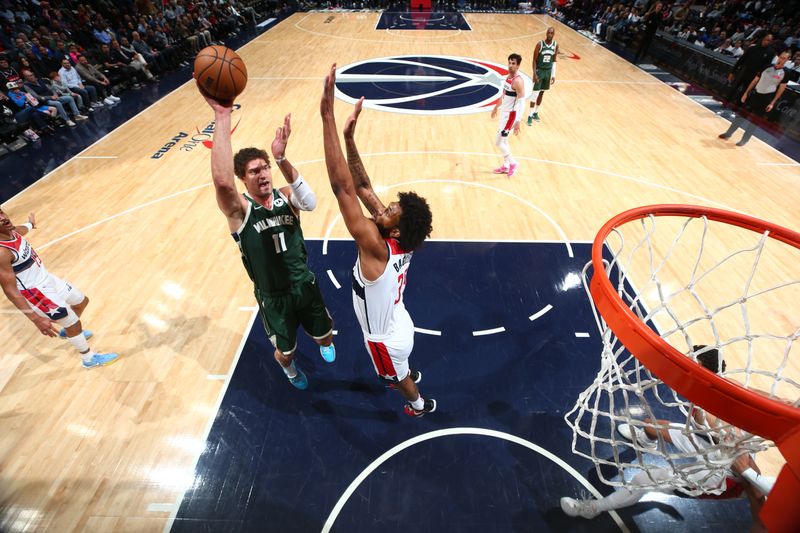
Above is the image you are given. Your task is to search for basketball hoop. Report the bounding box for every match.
[566,205,800,532]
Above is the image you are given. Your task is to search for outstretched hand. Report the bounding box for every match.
[194,76,233,111]
[321,63,337,118]
[271,113,291,159]
[344,97,364,139]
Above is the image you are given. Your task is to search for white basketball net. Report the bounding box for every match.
[566,213,800,496]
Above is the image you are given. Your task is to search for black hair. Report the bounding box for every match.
[397,191,432,252]
[693,345,726,374]
[508,53,522,64]
[233,147,270,179]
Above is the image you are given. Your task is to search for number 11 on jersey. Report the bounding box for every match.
[272,232,287,254]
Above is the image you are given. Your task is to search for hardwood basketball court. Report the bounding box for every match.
[1,12,797,532]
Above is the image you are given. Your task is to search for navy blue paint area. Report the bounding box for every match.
[171,241,753,533]
[376,11,471,31]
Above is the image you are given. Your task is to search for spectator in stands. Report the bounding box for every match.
[0,55,20,87]
[130,31,166,73]
[229,0,259,26]
[715,38,733,55]
[730,40,745,58]
[96,43,146,89]
[58,58,103,109]
[92,23,115,46]
[719,50,793,146]
[0,90,30,143]
[21,69,86,126]
[5,80,55,135]
[47,71,91,115]
[110,39,155,83]
[727,32,774,103]
[75,55,120,106]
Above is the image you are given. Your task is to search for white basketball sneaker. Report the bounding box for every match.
[617,423,657,450]
[560,497,600,519]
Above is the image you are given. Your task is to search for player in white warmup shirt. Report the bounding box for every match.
[491,53,525,178]
[0,207,119,368]
[321,64,437,417]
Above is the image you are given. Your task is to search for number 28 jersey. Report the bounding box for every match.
[352,238,413,340]
[233,190,312,295]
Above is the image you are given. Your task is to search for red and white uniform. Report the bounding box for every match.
[352,238,414,382]
[497,73,521,135]
[0,230,83,324]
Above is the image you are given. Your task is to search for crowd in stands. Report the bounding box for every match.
[0,0,271,148]
[557,0,799,63]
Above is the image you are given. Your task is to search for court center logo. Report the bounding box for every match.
[334,56,533,115]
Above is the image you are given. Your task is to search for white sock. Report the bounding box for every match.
[594,469,674,512]
[282,360,298,378]
[410,395,424,410]
[533,104,539,113]
[67,333,93,360]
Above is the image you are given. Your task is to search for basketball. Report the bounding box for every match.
[194,45,248,104]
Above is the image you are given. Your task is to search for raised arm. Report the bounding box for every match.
[199,85,245,230]
[343,97,385,218]
[271,113,317,212]
[0,248,57,336]
[320,64,385,260]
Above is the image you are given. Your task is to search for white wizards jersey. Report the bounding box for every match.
[0,231,49,289]
[352,238,413,340]
[500,73,521,112]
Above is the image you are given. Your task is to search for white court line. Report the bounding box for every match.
[558,80,662,85]
[3,16,287,206]
[472,327,505,336]
[256,17,277,28]
[321,427,629,533]
[414,327,442,336]
[163,307,259,533]
[321,237,593,244]
[321,175,574,258]
[574,332,590,338]
[248,76,325,80]
[33,151,748,253]
[36,183,209,251]
[3,71,198,205]
[326,269,341,289]
[147,503,174,513]
[528,304,553,321]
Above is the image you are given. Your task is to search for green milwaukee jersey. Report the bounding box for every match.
[536,40,557,71]
[234,190,312,295]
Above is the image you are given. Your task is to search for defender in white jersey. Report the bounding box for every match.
[322,65,436,417]
[0,208,119,368]
[491,53,525,178]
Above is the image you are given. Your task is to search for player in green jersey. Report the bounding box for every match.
[528,26,558,125]
[200,89,335,391]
